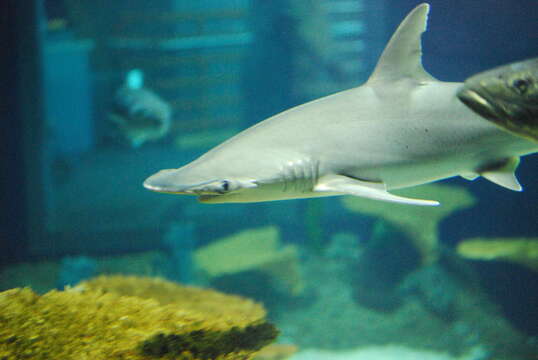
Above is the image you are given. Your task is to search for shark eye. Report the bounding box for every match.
[512,78,529,94]
[211,180,231,194]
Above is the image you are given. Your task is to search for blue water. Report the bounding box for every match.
[2,1,537,358]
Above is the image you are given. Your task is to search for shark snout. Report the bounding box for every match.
[143,168,221,194]
[143,169,186,193]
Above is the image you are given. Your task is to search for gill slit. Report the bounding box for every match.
[280,158,320,193]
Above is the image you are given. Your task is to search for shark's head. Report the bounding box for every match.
[457,57,538,141]
[143,139,303,203]
[143,163,261,203]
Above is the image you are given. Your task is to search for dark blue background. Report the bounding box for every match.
[1,0,537,335]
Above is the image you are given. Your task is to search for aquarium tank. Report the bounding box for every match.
[1,0,537,359]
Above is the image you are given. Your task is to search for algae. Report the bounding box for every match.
[0,276,277,360]
[194,226,303,295]
[80,275,267,323]
[342,183,476,264]
[457,237,538,271]
[141,324,277,359]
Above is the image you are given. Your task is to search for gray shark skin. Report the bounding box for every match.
[144,3,538,205]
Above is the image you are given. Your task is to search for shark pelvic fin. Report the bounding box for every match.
[479,157,522,191]
[367,3,436,85]
[314,174,439,206]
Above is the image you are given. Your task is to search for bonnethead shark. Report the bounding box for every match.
[144,3,538,205]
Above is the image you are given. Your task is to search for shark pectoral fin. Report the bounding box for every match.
[314,174,439,206]
[479,157,522,191]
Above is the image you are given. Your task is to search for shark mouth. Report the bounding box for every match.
[144,182,223,196]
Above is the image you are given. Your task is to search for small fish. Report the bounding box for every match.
[110,69,172,147]
[457,58,538,142]
[144,4,538,205]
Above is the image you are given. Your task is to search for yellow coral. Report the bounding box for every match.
[342,184,476,264]
[80,275,266,326]
[194,226,304,295]
[0,276,277,360]
[457,237,538,271]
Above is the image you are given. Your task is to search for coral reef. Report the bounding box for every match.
[457,237,538,271]
[341,183,476,264]
[80,275,267,323]
[140,323,278,359]
[0,276,277,360]
[350,221,421,312]
[274,243,535,359]
[324,232,362,262]
[401,264,459,320]
[194,226,303,295]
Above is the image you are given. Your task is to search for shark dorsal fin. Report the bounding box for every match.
[367,3,436,85]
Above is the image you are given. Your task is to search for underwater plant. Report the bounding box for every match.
[342,183,476,264]
[194,226,304,296]
[0,275,278,360]
[457,237,538,271]
[140,323,278,359]
[80,275,269,325]
[351,220,421,312]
